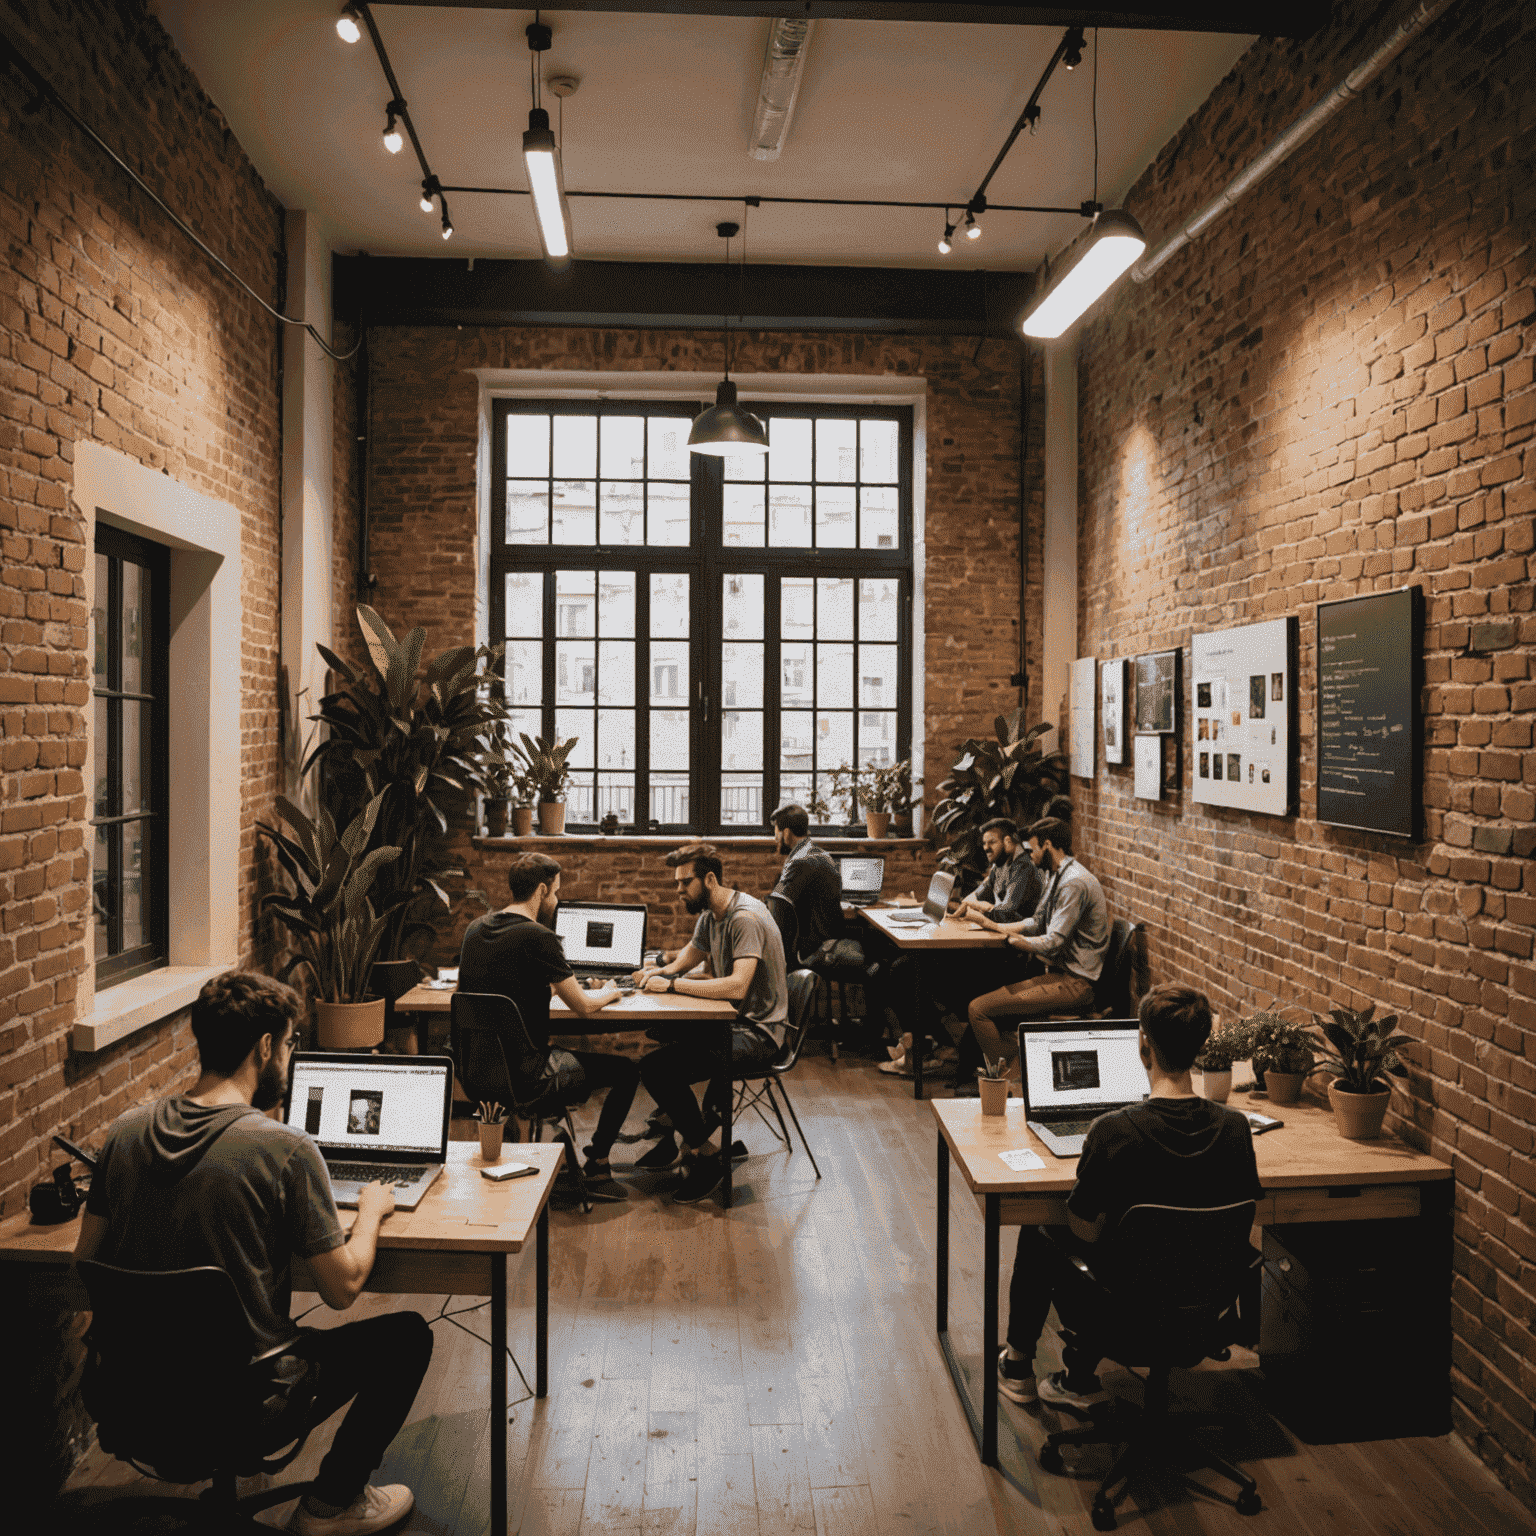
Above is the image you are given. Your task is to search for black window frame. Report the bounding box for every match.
[489,398,914,835]
[92,521,170,988]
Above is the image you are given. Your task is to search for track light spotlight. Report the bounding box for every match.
[440,205,454,240]
[336,6,361,44]
[382,101,404,154]
[938,222,955,256]
[965,211,981,241]
[420,175,440,214]
[1063,27,1085,69]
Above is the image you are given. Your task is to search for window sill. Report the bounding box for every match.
[72,964,228,1053]
[470,833,931,853]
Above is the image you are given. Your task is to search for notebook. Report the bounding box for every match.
[837,855,885,906]
[285,1053,453,1210]
[883,870,955,927]
[1019,1023,1151,1157]
[554,901,649,986]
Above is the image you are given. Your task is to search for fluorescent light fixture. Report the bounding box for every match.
[522,108,572,267]
[336,7,361,44]
[749,17,814,162]
[689,380,768,456]
[1021,209,1147,340]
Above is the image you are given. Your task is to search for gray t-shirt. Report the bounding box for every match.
[691,889,789,1043]
[87,1096,346,1355]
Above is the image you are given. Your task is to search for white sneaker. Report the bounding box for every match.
[289,1484,414,1536]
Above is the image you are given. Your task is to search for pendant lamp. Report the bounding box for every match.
[1020,209,1146,340]
[690,221,768,456]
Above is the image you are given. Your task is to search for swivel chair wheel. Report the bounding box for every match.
[1236,1488,1262,1516]
[1091,1496,1117,1531]
[1038,1443,1064,1474]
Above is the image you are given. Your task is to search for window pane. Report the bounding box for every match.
[724,483,765,547]
[93,823,109,957]
[815,485,856,547]
[780,643,811,706]
[552,414,597,477]
[720,774,762,826]
[780,772,812,812]
[647,417,690,480]
[860,485,898,548]
[598,482,643,544]
[566,776,595,823]
[505,572,543,636]
[121,560,145,694]
[507,707,542,743]
[782,580,813,642]
[817,769,851,821]
[556,571,594,635]
[817,710,852,771]
[598,571,635,637]
[723,573,762,640]
[858,645,898,708]
[859,712,898,767]
[650,575,689,638]
[596,773,634,824]
[122,700,147,813]
[721,712,762,770]
[817,644,853,707]
[722,642,762,709]
[552,480,596,543]
[818,578,854,641]
[650,641,688,706]
[860,418,899,483]
[859,578,898,642]
[505,643,542,707]
[556,710,594,768]
[721,443,765,481]
[781,710,813,774]
[651,773,689,825]
[93,554,108,683]
[556,641,594,706]
[769,417,812,480]
[651,710,689,771]
[816,418,857,482]
[122,819,146,953]
[506,481,549,544]
[507,413,550,476]
[94,694,110,817]
[648,481,691,545]
[768,484,812,547]
[597,640,634,706]
[597,708,635,771]
[601,415,645,477]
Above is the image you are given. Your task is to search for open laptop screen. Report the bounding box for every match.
[287,1057,449,1157]
[922,871,955,921]
[837,856,884,900]
[554,902,648,969]
[1022,1027,1150,1113]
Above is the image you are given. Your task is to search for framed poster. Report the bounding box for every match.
[1101,658,1127,765]
[1134,649,1179,734]
[1317,587,1424,839]
[1134,733,1163,801]
[1069,656,1097,780]
[1191,616,1298,816]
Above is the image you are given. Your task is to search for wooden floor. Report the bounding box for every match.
[59,1047,1536,1536]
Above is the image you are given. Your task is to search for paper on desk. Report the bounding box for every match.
[998,1148,1045,1171]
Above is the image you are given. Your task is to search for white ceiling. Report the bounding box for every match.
[152,2,1254,270]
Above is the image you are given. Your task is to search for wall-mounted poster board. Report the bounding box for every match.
[1191,617,1298,817]
[1134,734,1163,801]
[1102,658,1127,765]
[1070,657,1097,779]
[1134,649,1179,734]
[1317,587,1424,839]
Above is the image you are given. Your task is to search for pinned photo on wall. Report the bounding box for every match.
[1199,752,1210,778]
[1227,753,1241,781]
[1134,734,1163,801]
[1249,675,1267,720]
[1271,672,1284,702]
[1101,658,1128,766]
[1191,617,1296,817]
[1198,718,1210,741]
[1197,681,1212,709]
[1134,649,1179,735]
[1213,753,1223,780]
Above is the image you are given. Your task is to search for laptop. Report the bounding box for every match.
[285,1052,454,1210]
[837,855,885,906]
[554,900,649,988]
[1019,1023,1151,1157]
[883,870,955,927]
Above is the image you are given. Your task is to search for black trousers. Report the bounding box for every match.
[566,1048,641,1157]
[280,1310,434,1506]
[1006,1225,1104,1378]
[638,1024,779,1148]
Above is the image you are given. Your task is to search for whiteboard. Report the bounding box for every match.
[1069,657,1097,780]
[1191,617,1296,817]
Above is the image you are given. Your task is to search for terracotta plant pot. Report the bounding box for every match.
[511,805,534,837]
[478,1121,505,1161]
[1328,1081,1391,1140]
[485,799,509,837]
[1263,1070,1307,1105]
[864,812,892,840]
[314,996,385,1050]
[978,1074,1009,1117]
[537,800,566,835]
[1199,1068,1232,1104]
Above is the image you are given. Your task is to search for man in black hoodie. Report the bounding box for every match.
[996,983,1263,1409]
[75,970,433,1536]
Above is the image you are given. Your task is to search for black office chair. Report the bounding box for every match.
[728,969,822,1179]
[1037,1200,1264,1530]
[76,1259,318,1531]
[1014,919,1147,1039]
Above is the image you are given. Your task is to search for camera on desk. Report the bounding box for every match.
[30,1164,85,1224]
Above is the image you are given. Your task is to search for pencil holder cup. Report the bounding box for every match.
[978,1074,1010,1117]
[478,1121,505,1161]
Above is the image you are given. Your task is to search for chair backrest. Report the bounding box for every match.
[773,969,820,1071]
[1092,918,1142,1016]
[450,991,546,1112]
[767,891,800,966]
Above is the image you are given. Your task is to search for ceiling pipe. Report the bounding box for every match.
[749,17,815,161]
[1133,0,1455,282]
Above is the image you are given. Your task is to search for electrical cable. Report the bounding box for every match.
[439,183,1079,214]
[1092,29,1100,210]
[0,32,362,362]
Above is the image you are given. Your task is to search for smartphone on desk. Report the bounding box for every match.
[1243,1111,1284,1135]
[481,1162,539,1181]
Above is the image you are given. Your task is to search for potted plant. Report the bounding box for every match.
[480,722,518,837]
[514,732,578,834]
[259,791,401,1049]
[933,708,1070,891]
[1194,1023,1246,1104]
[1243,1011,1315,1105]
[977,1055,1010,1117]
[1311,1004,1412,1140]
[855,759,914,840]
[824,764,866,835]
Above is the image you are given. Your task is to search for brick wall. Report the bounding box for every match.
[1074,0,1534,1507]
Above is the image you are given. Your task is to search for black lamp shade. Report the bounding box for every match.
[688,379,768,455]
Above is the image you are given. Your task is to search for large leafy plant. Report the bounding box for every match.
[259,792,400,1003]
[1310,1004,1412,1094]
[304,606,510,960]
[932,709,1070,888]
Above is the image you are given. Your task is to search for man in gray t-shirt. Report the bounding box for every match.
[635,843,789,1205]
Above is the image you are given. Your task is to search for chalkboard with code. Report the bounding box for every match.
[1316,587,1423,839]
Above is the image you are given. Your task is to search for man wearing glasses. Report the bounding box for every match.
[631,843,789,1204]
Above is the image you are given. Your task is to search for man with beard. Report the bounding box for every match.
[954,817,1044,925]
[767,802,844,965]
[633,843,789,1204]
[75,970,433,1536]
[458,852,642,1201]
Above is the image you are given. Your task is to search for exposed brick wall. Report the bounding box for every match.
[1073,0,1534,1508]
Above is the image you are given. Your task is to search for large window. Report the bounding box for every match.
[92,525,169,986]
[491,399,913,833]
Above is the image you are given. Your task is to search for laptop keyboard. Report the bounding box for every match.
[328,1162,427,1185]
[1040,1117,1099,1137]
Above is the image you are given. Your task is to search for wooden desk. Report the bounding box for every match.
[0,1142,562,1536]
[930,1094,1453,1467]
[856,907,1007,1100]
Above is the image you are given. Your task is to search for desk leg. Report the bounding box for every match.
[536,1205,549,1398]
[982,1193,999,1468]
[411,1010,430,1056]
[913,961,928,1101]
[491,1252,507,1536]
[722,1060,734,1209]
[936,1133,949,1334]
